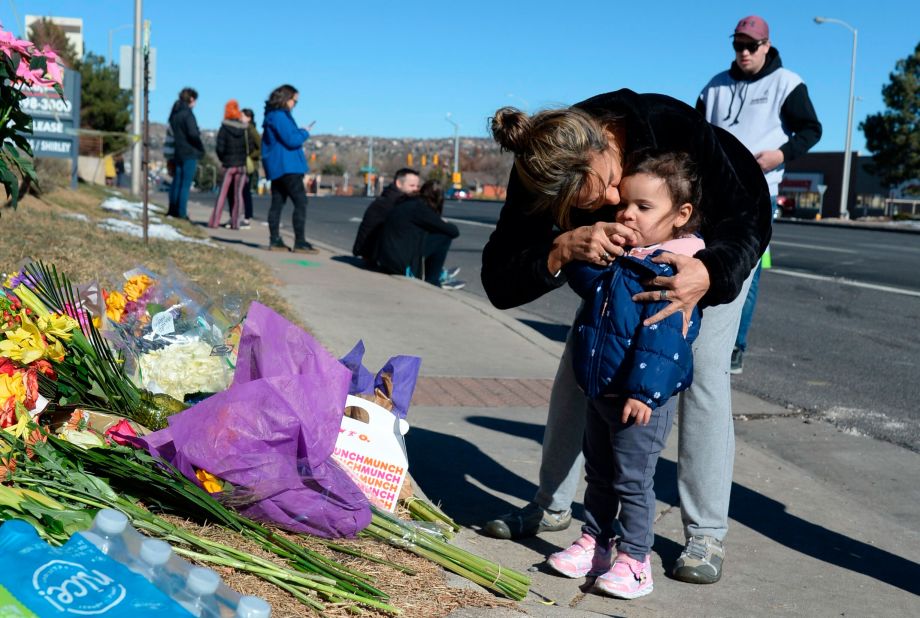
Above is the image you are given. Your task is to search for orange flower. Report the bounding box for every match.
[0,453,16,481]
[24,426,46,458]
[195,468,224,494]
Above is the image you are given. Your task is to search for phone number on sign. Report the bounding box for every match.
[21,96,73,114]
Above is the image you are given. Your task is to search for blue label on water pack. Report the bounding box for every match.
[0,520,192,617]
[33,559,127,614]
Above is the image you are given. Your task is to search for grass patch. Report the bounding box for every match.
[0,185,298,325]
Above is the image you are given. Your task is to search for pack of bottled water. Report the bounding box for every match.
[0,510,271,617]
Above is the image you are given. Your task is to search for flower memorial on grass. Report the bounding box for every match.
[0,259,531,614]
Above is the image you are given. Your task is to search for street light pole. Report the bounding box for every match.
[815,16,857,220]
[445,113,460,187]
[130,0,143,195]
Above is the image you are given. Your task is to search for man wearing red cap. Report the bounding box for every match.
[689,14,821,584]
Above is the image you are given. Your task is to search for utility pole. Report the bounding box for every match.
[366,136,374,197]
[142,20,151,244]
[130,0,142,195]
[814,16,857,219]
[446,113,460,188]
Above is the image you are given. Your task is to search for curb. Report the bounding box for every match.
[775,217,920,234]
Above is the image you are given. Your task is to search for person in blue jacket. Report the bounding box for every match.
[261,84,317,253]
[546,151,704,600]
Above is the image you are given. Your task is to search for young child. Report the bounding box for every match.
[547,151,705,599]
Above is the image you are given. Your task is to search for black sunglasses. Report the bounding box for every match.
[732,40,765,54]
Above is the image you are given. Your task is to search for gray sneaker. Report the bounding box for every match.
[730,347,743,374]
[672,535,724,584]
[482,502,572,539]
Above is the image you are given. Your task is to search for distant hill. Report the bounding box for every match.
[148,123,514,188]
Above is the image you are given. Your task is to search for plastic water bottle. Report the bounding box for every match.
[79,509,132,564]
[235,596,271,618]
[130,538,175,590]
[175,566,222,617]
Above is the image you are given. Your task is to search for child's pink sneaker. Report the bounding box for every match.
[546,533,613,578]
[595,552,653,599]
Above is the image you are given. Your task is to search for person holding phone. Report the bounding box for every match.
[261,84,317,253]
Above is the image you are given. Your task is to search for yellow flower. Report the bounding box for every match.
[2,403,31,440]
[124,274,154,302]
[195,468,224,494]
[37,313,77,343]
[105,290,126,322]
[0,373,26,403]
[0,312,46,364]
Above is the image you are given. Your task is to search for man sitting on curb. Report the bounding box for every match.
[353,168,421,267]
[354,168,461,285]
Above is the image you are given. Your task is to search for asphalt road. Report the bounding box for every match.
[247,193,920,451]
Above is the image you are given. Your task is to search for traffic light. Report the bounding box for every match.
[310,153,316,162]
[407,153,413,166]
[433,153,439,166]
[421,154,427,167]
[332,153,337,163]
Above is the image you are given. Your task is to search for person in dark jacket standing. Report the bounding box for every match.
[167,87,204,219]
[240,107,261,227]
[376,180,463,289]
[697,15,822,374]
[261,84,316,253]
[208,99,249,229]
[352,167,421,266]
[480,90,771,588]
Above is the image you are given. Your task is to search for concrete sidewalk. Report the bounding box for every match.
[188,199,920,617]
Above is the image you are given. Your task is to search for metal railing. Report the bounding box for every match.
[885,198,920,218]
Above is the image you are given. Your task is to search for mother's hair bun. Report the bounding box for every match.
[490,107,530,155]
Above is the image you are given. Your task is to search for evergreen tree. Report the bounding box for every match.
[860,41,920,192]
[79,53,132,153]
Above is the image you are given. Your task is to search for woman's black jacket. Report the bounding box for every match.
[216,120,248,168]
[480,88,772,310]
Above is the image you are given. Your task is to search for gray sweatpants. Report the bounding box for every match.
[532,269,754,541]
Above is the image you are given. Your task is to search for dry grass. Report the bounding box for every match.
[161,514,519,617]
[1,186,518,616]
[0,185,297,325]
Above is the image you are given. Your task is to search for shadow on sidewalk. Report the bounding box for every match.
[516,320,570,343]
[416,418,920,594]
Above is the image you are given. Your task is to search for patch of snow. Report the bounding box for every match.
[61,212,90,222]
[98,218,212,245]
[100,196,165,219]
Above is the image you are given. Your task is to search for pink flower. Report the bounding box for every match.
[104,419,139,447]
[64,302,92,332]
[16,56,61,88]
[15,57,41,85]
[39,46,63,84]
[0,29,34,59]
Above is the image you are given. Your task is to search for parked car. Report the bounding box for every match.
[445,187,469,200]
[775,195,795,218]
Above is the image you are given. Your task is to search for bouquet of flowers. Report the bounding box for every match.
[2,262,188,430]
[103,266,235,402]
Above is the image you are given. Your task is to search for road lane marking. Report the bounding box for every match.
[770,241,857,254]
[769,268,920,297]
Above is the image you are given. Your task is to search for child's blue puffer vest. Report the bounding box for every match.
[564,250,702,405]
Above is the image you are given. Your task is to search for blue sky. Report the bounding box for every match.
[3,1,918,153]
